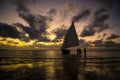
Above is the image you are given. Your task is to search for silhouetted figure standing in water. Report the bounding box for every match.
[77,48,81,57]
[84,47,86,59]
[79,48,81,57]
[77,48,79,55]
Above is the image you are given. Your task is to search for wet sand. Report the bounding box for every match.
[0,50,120,80]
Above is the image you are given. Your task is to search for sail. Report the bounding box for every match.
[61,22,79,49]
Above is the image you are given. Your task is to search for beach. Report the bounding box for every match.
[0,50,120,80]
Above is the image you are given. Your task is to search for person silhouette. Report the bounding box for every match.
[77,48,81,57]
[78,48,81,57]
[84,47,86,59]
[77,48,79,56]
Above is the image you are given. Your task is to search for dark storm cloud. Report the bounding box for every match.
[72,9,90,22]
[53,25,67,41]
[13,23,49,42]
[91,40,103,47]
[0,23,20,38]
[13,0,47,32]
[12,0,52,42]
[91,40,117,47]
[12,0,30,13]
[47,8,57,21]
[19,13,48,33]
[80,27,96,37]
[104,41,116,47]
[80,8,109,37]
[13,23,36,39]
[0,22,30,41]
[94,0,120,16]
[106,34,119,40]
[94,0,120,8]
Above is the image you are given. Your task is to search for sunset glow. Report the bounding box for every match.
[0,0,120,48]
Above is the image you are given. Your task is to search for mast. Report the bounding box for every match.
[61,21,79,50]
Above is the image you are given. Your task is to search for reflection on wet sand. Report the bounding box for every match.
[62,55,80,80]
[0,50,120,80]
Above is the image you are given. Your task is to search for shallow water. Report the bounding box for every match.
[0,50,120,80]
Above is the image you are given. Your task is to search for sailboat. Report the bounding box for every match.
[61,21,79,54]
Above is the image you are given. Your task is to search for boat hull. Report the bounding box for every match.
[61,49,70,54]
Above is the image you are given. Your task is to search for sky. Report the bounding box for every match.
[0,0,120,48]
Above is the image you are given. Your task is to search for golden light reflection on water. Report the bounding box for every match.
[0,63,33,70]
[44,62,55,78]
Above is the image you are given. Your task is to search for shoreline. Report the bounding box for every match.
[0,47,120,51]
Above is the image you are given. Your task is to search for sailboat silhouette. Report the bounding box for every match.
[61,21,79,54]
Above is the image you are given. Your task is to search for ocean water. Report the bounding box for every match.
[0,50,120,80]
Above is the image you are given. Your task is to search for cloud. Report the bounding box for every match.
[80,8,109,37]
[104,41,116,47]
[97,35,101,38]
[91,40,103,47]
[80,27,96,37]
[13,23,50,42]
[47,8,57,21]
[12,0,30,13]
[0,23,30,41]
[52,25,67,41]
[72,9,90,22]
[16,6,48,33]
[48,8,57,16]
[94,0,120,16]
[12,0,53,42]
[79,39,90,47]
[98,33,107,40]
[106,34,119,40]
[0,23,20,38]
[91,40,117,47]
[94,0,119,8]
[13,23,37,39]
[60,1,74,21]
[103,33,107,37]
